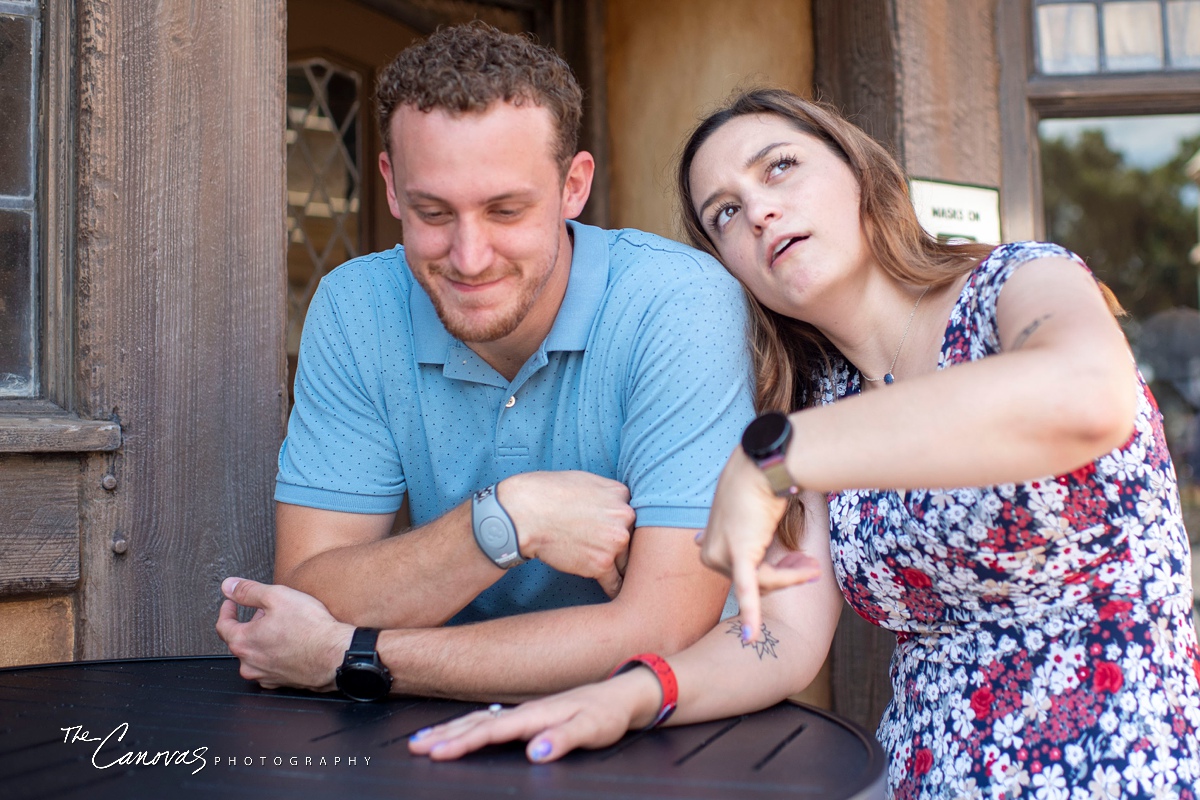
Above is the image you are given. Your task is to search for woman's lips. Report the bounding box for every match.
[770,235,809,267]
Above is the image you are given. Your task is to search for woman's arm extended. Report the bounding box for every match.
[702,255,1138,634]
[784,256,1136,493]
[408,495,841,763]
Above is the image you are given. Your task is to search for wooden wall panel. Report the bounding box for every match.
[0,456,80,596]
[0,596,75,667]
[895,0,1001,185]
[813,0,900,154]
[605,0,814,238]
[73,1,287,658]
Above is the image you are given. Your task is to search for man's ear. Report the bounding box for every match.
[561,151,595,220]
[379,150,403,220]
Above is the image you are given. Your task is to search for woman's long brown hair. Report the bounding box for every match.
[676,89,997,548]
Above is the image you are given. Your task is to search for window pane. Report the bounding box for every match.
[0,14,35,196]
[1103,1,1165,71]
[1038,3,1100,74]
[1168,0,1200,67]
[1039,113,1200,572]
[286,59,363,402]
[0,210,34,397]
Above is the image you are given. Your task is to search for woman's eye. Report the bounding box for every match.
[768,156,797,177]
[712,203,738,230]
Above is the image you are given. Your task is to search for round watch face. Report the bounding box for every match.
[742,412,791,458]
[336,663,391,702]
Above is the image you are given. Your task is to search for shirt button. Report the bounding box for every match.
[505,395,516,408]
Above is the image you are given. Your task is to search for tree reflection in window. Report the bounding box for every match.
[1041,114,1200,543]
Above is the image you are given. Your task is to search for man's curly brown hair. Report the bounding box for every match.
[376,21,583,176]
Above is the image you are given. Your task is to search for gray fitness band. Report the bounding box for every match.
[471,484,526,569]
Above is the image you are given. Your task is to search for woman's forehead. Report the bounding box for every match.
[690,115,816,197]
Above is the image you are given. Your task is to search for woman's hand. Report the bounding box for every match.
[697,446,819,640]
[408,670,661,763]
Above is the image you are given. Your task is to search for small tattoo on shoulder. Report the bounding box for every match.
[725,620,780,660]
[1012,314,1052,350]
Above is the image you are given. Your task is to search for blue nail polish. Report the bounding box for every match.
[741,624,753,642]
[410,727,432,742]
[693,530,703,543]
[530,740,552,761]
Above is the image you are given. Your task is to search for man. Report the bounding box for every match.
[217,22,753,703]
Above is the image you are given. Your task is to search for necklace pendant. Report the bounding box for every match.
[883,373,894,385]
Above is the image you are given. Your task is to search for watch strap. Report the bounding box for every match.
[609,653,678,729]
[471,484,526,569]
[759,455,799,497]
[345,626,380,658]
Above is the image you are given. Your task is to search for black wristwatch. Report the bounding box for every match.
[334,627,392,702]
[741,412,799,497]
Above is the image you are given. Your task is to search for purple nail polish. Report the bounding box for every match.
[410,727,432,742]
[530,740,552,761]
[741,624,753,642]
[693,530,703,543]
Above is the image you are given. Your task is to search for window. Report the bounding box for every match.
[1034,0,1200,74]
[285,57,365,396]
[1000,0,1200,634]
[0,2,40,398]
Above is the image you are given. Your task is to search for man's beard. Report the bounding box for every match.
[418,255,558,343]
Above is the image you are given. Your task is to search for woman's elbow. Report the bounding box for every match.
[1057,364,1138,457]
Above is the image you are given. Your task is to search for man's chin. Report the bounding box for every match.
[438,311,523,344]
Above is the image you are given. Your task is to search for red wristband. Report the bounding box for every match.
[609,653,677,729]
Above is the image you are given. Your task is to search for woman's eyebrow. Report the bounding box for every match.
[744,141,788,169]
[697,141,791,216]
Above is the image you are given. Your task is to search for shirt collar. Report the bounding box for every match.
[411,219,610,365]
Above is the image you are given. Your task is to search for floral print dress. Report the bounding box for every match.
[820,243,1200,799]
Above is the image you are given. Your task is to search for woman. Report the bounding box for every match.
[409,89,1200,798]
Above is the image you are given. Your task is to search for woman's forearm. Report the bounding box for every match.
[663,580,843,726]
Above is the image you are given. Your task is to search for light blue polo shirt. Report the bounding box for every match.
[276,220,754,623]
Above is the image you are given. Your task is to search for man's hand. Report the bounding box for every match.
[499,471,635,597]
[215,577,354,693]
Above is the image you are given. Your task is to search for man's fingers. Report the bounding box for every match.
[599,566,623,599]
[222,576,269,610]
[615,546,629,577]
[732,556,763,641]
[215,598,239,642]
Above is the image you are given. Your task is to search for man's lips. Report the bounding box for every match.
[440,273,513,295]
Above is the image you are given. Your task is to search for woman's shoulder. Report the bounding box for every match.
[970,241,1089,289]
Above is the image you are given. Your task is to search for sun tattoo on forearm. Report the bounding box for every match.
[726,620,780,659]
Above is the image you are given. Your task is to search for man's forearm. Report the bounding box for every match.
[280,502,503,629]
[375,565,730,702]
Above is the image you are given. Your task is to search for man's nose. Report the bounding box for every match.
[448,218,494,277]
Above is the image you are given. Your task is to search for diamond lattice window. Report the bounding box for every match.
[286,58,363,375]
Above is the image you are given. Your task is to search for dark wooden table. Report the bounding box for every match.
[0,656,886,799]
